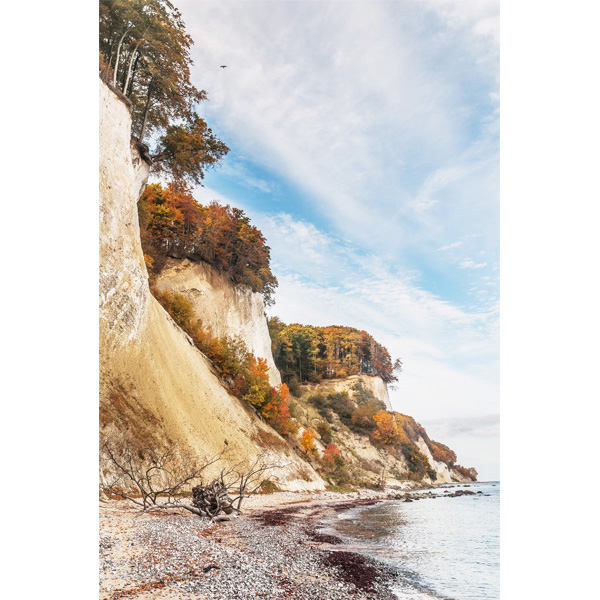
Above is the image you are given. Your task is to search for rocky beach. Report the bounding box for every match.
[99,489,422,600]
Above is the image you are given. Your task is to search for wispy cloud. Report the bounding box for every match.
[422,414,500,437]
[438,241,464,251]
[460,259,488,269]
[181,0,499,256]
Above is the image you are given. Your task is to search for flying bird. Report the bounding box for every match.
[220,65,227,68]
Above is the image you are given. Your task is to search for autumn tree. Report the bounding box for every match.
[350,402,380,433]
[454,465,478,481]
[267,320,402,384]
[301,427,317,455]
[139,183,278,305]
[261,384,298,437]
[243,357,273,410]
[428,441,457,468]
[372,410,401,445]
[321,443,343,471]
[152,113,229,185]
[99,0,229,183]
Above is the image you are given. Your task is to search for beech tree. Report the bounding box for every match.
[99,0,228,183]
[372,410,401,445]
[152,113,230,185]
[300,427,317,455]
[139,183,278,304]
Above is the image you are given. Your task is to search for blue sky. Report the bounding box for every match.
[176,0,500,480]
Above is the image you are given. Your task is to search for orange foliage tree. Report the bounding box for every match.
[321,443,343,471]
[261,384,298,437]
[139,183,278,305]
[301,427,317,455]
[267,318,402,384]
[372,410,401,445]
[454,465,478,481]
[152,289,298,436]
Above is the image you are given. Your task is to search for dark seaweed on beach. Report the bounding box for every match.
[306,530,343,545]
[330,498,380,512]
[322,550,380,593]
[250,505,302,526]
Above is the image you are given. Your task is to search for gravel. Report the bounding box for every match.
[99,500,399,600]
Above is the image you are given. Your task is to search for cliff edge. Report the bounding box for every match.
[155,258,281,386]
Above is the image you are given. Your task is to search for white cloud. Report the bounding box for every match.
[179,0,499,257]
[438,240,464,251]
[460,259,488,269]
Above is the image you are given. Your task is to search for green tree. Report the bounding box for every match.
[152,113,230,185]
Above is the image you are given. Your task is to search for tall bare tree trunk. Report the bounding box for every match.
[126,54,141,97]
[112,26,133,88]
[138,80,154,143]
[123,40,143,96]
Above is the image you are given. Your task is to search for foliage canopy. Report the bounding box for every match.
[139,183,278,305]
[268,319,402,384]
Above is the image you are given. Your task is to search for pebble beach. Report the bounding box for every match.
[99,490,413,600]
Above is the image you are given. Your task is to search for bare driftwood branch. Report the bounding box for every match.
[100,435,283,519]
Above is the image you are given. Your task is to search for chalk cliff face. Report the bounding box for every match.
[99,80,324,491]
[309,374,392,410]
[416,438,456,484]
[155,258,281,386]
[98,77,469,491]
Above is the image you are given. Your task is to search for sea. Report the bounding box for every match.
[324,481,500,600]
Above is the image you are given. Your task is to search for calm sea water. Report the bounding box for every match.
[325,481,499,599]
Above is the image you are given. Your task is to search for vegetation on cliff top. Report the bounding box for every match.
[139,182,278,305]
[268,319,402,385]
[100,0,229,184]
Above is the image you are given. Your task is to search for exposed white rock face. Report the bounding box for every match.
[99,80,324,491]
[99,81,150,352]
[304,374,392,409]
[416,437,454,483]
[155,258,281,386]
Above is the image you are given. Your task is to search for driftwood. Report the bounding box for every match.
[192,480,237,517]
[100,435,282,519]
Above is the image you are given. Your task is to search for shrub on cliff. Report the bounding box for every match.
[454,465,478,481]
[316,421,333,446]
[300,427,318,456]
[372,410,401,445]
[152,288,296,436]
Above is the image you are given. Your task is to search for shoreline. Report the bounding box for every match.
[99,488,416,599]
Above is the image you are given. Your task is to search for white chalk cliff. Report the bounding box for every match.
[99,79,324,491]
[155,258,281,386]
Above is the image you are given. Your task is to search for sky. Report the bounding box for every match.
[174,0,500,480]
